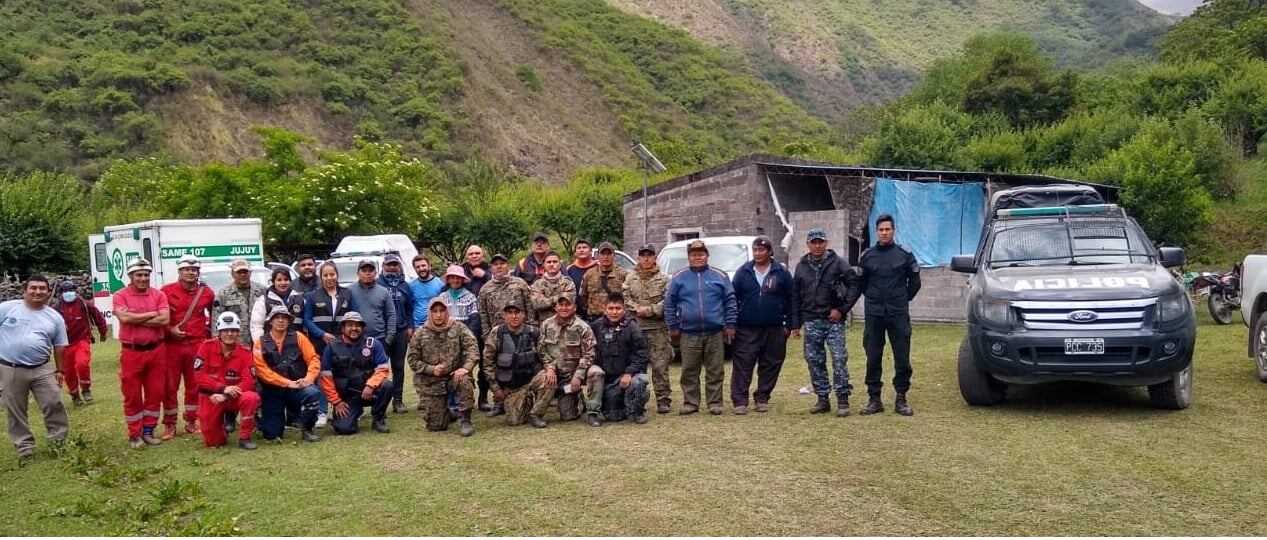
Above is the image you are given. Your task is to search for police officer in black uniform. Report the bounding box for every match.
[482,299,551,428]
[844,214,922,416]
[590,293,651,425]
[319,312,393,435]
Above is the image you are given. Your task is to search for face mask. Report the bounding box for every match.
[62,292,77,303]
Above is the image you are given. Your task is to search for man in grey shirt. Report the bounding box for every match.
[0,275,70,461]
[348,260,397,346]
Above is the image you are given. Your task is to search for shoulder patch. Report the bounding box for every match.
[193,357,203,370]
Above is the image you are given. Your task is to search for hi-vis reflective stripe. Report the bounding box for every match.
[142,410,161,417]
[124,413,144,422]
[311,316,336,323]
[184,405,198,412]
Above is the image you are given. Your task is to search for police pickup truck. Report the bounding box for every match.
[951,185,1196,409]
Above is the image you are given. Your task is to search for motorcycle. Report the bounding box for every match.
[1190,263,1241,325]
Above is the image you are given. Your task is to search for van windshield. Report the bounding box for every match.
[988,221,1153,267]
[660,244,749,275]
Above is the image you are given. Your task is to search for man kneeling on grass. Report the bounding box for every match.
[482,299,551,428]
[589,293,651,425]
[194,312,260,450]
[319,312,393,435]
[408,297,480,437]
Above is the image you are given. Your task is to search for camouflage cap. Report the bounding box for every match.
[596,242,615,253]
[503,299,525,312]
[555,294,574,305]
[806,228,828,242]
[229,259,251,272]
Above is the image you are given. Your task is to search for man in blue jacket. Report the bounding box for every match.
[729,236,794,415]
[665,240,737,416]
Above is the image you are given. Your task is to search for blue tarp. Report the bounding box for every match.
[867,178,986,267]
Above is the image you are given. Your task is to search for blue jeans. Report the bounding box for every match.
[330,380,394,435]
[802,319,851,398]
[260,384,320,439]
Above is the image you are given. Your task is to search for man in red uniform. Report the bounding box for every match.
[194,312,259,450]
[160,254,215,439]
[112,258,171,449]
[53,280,108,406]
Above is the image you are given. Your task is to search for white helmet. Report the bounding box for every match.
[216,312,242,332]
[176,254,201,269]
[126,257,153,275]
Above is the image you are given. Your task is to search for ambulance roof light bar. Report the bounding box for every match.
[996,204,1119,219]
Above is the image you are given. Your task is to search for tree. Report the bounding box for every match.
[962,49,1077,128]
[0,172,88,274]
[863,101,987,169]
[1203,59,1267,156]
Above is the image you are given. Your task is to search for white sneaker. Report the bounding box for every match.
[315,413,328,428]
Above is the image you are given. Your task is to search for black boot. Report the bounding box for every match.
[372,418,391,433]
[859,397,884,415]
[392,398,407,414]
[301,429,321,442]
[459,412,475,437]
[836,396,851,417]
[586,412,603,427]
[631,412,648,424]
[486,403,505,418]
[895,394,914,416]
[809,397,831,414]
[529,415,548,428]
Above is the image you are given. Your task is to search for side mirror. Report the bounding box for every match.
[950,254,977,274]
[1159,247,1186,268]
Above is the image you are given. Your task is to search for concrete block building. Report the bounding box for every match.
[622,155,1116,322]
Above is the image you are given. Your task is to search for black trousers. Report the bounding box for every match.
[389,328,410,401]
[330,380,394,435]
[863,313,913,398]
[730,325,788,406]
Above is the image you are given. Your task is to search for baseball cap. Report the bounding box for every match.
[58,279,76,291]
[382,253,402,265]
[490,253,509,263]
[126,257,153,275]
[340,311,365,325]
[752,236,773,249]
[503,299,525,312]
[806,228,828,242]
[596,242,615,253]
[357,259,376,270]
[686,240,708,253]
[532,232,549,243]
[229,259,251,273]
[637,244,656,255]
[216,312,241,332]
[176,254,201,269]
[555,294,574,305]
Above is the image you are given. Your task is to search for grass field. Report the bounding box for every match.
[2,317,1265,536]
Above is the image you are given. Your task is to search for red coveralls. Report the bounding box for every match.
[193,339,259,447]
[54,298,108,395]
[161,282,215,428]
[113,286,169,438]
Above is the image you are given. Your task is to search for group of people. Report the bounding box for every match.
[0,215,921,459]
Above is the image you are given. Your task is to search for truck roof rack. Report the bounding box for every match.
[995,204,1123,220]
[329,249,402,258]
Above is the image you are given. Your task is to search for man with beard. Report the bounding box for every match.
[622,244,673,413]
[377,254,414,414]
[291,254,320,294]
[319,312,393,435]
[409,255,444,328]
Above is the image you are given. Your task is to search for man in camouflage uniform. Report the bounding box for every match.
[213,259,266,347]
[579,242,628,324]
[482,300,551,428]
[530,251,575,322]
[538,295,603,427]
[478,253,534,417]
[406,297,480,436]
[622,243,673,414]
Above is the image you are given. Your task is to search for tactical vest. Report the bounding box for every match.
[595,317,635,377]
[265,289,305,333]
[495,325,541,389]
[261,331,307,382]
[327,337,377,400]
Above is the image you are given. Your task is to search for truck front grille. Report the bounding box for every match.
[1012,298,1154,331]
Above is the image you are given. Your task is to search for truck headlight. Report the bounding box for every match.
[1156,293,1190,323]
[977,298,1015,328]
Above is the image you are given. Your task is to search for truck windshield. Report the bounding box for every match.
[988,221,1153,267]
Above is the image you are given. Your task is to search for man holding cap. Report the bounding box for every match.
[730,236,795,414]
[579,242,628,324]
[791,228,853,416]
[113,258,171,447]
[213,259,264,347]
[529,251,575,322]
[665,240,736,415]
[538,294,602,425]
[622,243,673,413]
[52,279,107,406]
[408,297,480,436]
[319,311,393,435]
[193,312,260,450]
[0,275,70,460]
[377,253,415,414]
[514,232,552,285]
[477,253,533,416]
[254,305,322,442]
[482,299,550,428]
[160,254,216,438]
[349,259,396,348]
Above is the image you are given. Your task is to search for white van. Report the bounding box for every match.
[656,236,758,280]
[326,234,420,286]
[89,219,265,332]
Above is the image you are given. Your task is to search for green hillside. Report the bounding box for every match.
[0,0,1168,180]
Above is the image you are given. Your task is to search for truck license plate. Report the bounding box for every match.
[1064,338,1105,355]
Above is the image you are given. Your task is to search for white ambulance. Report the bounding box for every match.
[88,219,265,332]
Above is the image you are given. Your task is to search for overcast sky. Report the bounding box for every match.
[1136,0,1203,16]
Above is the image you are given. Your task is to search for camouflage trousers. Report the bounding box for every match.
[502,371,553,426]
[642,327,673,406]
[599,373,650,421]
[417,376,476,432]
[802,319,852,398]
[552,365,605,421]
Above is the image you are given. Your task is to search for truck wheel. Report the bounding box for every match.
[957,336,1006,406]
[1147,362,1193,410]
[1208,292,1234,325]
[1253,315,1267,383]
